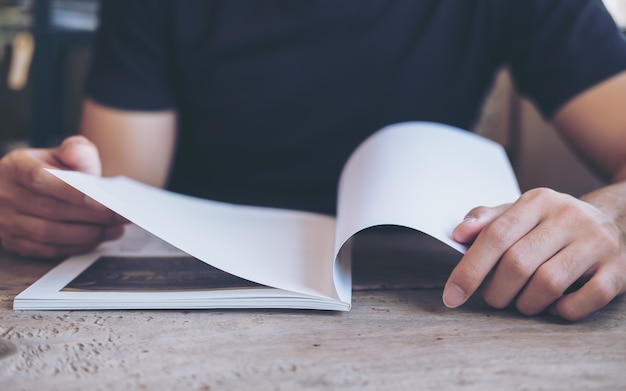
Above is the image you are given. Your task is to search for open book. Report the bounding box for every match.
[14,122,521,311]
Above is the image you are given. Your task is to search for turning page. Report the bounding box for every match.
[41,172,342,301]
[335,122,521,254]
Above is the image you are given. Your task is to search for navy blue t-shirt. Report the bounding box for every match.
[86,0,626,214]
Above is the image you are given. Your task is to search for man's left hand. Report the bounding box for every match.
[443,187,626,321]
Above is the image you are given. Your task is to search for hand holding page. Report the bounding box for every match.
[14,122,521,311]
[335,122,520,254]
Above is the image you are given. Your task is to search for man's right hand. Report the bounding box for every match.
[0,135,126,259]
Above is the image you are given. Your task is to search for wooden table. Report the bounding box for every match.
[1,227,625,390]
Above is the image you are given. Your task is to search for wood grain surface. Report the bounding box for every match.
[1,227,625,391]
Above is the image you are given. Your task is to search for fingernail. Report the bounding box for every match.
[443,283,466,308]
[462,215,477,223]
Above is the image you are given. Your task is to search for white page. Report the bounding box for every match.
[47,171,341,301]
[335,122,521,254]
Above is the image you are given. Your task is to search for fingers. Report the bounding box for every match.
[4,148,103,209]
[0,206,127,258]
[553,265,625,321]
[443,198,542,308]
[0,218,126,258]
[3,212,125,245]
[52,135,102,175]
[508,245,591,315]
[0,136,125,258]
[0,149,119,232]
[480,220,569,310]
[1,231,120,259]
[452,204,510,244]
[0,236,98,259]
[5,181,116,223]
[443,187,626,321]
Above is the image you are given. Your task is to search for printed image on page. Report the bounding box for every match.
[45,170,343,304]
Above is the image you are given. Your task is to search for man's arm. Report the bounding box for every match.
[553,70,626,182]
[80,99,177,188]
[444,70,626,321]
[0,99,177,258]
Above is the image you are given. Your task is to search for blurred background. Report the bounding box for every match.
[0,0,624,195]
[0,0,98,153]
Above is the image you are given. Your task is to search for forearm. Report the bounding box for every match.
[79,99,177,188]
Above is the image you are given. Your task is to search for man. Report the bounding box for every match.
[1,0,626,321]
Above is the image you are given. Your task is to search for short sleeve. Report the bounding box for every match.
[85,0,176,111]
[507,0,626,119]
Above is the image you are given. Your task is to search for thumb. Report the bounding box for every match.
[52,135,102,176]
[452,203,511,245]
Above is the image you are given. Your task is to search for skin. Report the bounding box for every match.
[0,69,625,320]
[443,70,626,321]
[0,101,176,258]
